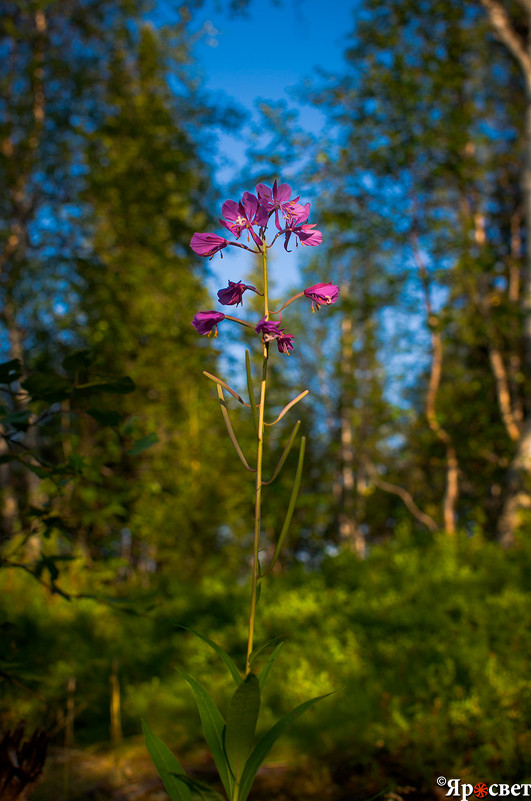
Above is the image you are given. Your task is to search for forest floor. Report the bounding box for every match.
[29,739,432,801]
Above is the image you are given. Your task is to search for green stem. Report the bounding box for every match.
[246,239,269,675]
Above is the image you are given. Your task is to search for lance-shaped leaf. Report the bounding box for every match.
[249,635,286,668]
[238,692,332,801]
[224,673,260,784]
[142,720,191,801]
[216,385,255,472]
[179,670,233,798]
[262,421,301,485]
[203,370,250,406]
[245,350,259,437]
[177,626,242,687]
[263,436,306,576]
[170,775,226,801]
[257,640,285,692]
[264,390,308,427]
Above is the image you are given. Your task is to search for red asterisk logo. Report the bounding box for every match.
[474,783,489,798]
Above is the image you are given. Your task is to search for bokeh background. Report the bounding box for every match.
[2,0,531,799]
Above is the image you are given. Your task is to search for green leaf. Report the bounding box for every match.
[179,670,233,798]
[62,350,94,372]
[264,436,306,576]
[142,720,191,801]
[257,641,284,692]
[170,774,226,801]
[87,408,123,427]
[127,432,159,456]
[0,410,31,431]
[177,627,242,687]
[238,692,332,801]
[245,350,258,437]
[75,376,135,394]
[216,384,255,472]
[25,463,50,479]
[262,421,301,485]
[250,636,286,667]
[0,359,22,384]
[22,371,72,403]
[224,673,260,783]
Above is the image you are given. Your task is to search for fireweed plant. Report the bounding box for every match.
[143,181,339,801]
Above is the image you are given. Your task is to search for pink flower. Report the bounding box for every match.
[217,280,261,307]
[190,232,228,258]
[256,180,299,231]
[192,311,225,336]
[255,317,283,343]
[219,191,268,248]
[277,333,294,355]
[304,282,340,311]
[281,204,322,251]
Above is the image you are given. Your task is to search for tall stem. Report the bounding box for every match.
[246,241,269,675]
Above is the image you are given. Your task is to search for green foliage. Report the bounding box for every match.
[4,533,531,788]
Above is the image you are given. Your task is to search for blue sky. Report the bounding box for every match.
[186,0,357,295]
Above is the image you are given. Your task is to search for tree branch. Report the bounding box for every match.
[364,459,438,533]
[480,0,531,90]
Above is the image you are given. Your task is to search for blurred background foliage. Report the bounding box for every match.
[1,0,531,798]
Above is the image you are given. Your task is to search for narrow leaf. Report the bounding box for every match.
[262,421,301,485]
[249,635,286,667]
[171,775,226,801]
[238,692,332,801]
[245,350,259,436]
[224,673,260,783]
[127,432,159,456]
[177,627,242,687]
[179,670,233,798]
[264,436,306,576]
[257,641,284,692]
[264,390,309,427]
[203,370,250,406]
[216,385,255,472]
[142,720,191,801]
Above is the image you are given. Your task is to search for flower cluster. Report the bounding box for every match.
[190,181,338,354]
[190,180,323,258]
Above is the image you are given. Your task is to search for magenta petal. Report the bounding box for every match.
[221,199,240,221]
[256,183,272,206]
[241,191,259,220]
[255,204,269,226]
[190,232,228,257]
[297,225,323,247]
[304,282,339,304]
[276,183,291,202]
[192,311,226,335]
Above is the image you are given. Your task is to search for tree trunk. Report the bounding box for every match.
[480,0,531,544]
